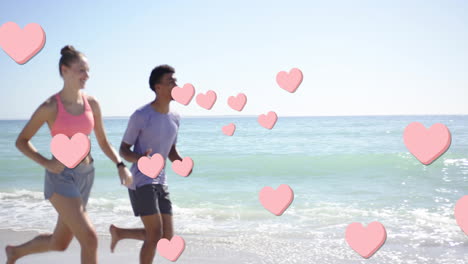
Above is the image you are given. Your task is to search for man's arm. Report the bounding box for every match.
[169,144,192,176]
[168,144,182,162]
[120,142,144,163]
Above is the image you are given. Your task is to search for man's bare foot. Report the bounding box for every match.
[109,225,120,253]
[5,245,18,264]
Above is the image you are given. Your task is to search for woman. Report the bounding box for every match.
[5,45,132,264]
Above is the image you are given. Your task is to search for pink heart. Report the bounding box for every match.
[157,235,185,262]
[222,123,236,136]
[0,22,46,64]
[403,122,451,165]
[137,153,165,179]
[258,111,278,130]
[345,222,387,259]
[172,157,194,177]
[276,68,303,93]
[171,84,195,105]
[50,133,90,168]
[227,93,247,112]
[455,195,468,235]
[196,90,217,110]
[259,184,294,216]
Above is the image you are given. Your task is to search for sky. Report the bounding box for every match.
[1,0,467,119]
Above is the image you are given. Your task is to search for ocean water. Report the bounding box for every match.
[1,115,468,263]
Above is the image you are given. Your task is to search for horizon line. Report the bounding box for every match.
[1,113,467,121]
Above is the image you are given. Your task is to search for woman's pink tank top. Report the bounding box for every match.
[51,93,94,137]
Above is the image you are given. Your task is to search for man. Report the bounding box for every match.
[109,65,189,264]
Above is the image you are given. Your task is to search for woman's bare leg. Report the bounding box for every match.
[48,193,98,264]
[5,212,73,263]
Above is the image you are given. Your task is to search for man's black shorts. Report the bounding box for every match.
[128,184,173,216]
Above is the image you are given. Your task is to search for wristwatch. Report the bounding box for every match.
[116,161,126,168]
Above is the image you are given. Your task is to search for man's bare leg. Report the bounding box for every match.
[160,214,173,240]
[110,213,173,252]
[140,214,163,264]
[109,225,145,252]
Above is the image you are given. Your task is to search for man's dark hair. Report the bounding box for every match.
[149,65,175,91]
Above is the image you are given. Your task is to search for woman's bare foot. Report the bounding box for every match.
[5,245,18,264]
[109,225,120,253]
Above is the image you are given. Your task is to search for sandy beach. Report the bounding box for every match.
[0,228,263,264]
